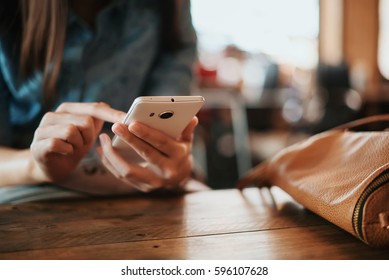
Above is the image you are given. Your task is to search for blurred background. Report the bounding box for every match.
[189,0,389,188]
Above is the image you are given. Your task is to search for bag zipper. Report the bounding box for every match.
[352,169,389,242]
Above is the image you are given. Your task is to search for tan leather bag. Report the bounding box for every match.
[238,115,389,247]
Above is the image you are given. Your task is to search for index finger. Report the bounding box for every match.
[56,102,126,123]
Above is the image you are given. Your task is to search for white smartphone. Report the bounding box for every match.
[112,95,205,163]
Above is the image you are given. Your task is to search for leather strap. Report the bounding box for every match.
[332,114,389,131]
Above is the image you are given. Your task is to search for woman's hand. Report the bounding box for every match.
[30,102,125,183]
[98,117,198,192]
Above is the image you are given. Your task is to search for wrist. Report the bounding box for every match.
[25,150,50,185]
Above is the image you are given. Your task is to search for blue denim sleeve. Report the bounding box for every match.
[143,0,197,96]
[0,66,12,146]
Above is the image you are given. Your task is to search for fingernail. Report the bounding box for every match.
[112,123,124,135]
[99,134,108,145]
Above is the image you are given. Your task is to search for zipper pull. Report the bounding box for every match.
[379,212,389,229]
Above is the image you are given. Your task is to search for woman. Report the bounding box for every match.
[0,0,200,202]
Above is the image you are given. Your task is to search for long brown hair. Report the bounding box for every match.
[20,0,68,109]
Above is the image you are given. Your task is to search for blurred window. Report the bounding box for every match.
[191,0,319,69]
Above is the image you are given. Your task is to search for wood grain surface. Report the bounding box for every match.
[0,187,388,259]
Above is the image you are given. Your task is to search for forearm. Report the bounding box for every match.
[0,146,133,194]
[0,147,45,186]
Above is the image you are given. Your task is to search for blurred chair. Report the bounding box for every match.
[312,62,362,133]
[192,89,252,189]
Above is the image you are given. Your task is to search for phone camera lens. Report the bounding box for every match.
[159,111,174,119]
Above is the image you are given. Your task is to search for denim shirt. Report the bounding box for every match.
[0,0,197,148]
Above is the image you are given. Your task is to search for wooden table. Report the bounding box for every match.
[0,187,388,260]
